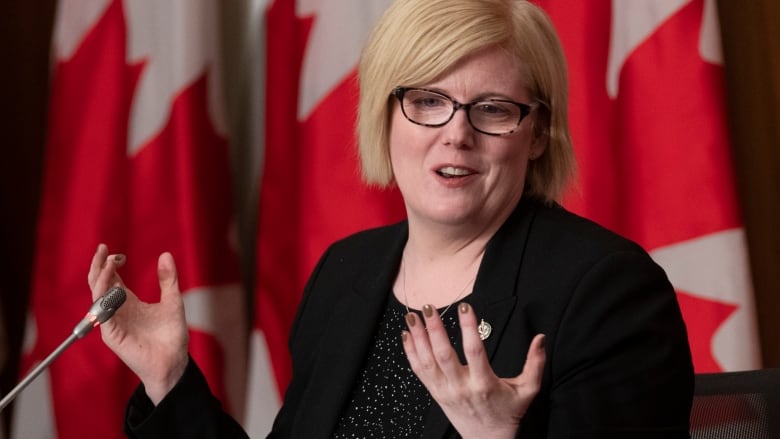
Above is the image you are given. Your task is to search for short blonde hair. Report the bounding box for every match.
[357,0,575,202]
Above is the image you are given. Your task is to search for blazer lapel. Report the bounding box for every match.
[471,197,538,360]
[295,224,407,439]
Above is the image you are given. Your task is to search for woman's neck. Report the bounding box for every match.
[395,226,490,310]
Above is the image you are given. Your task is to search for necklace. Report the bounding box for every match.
[401,257,477,318]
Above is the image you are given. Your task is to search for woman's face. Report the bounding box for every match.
[389,46,543,232]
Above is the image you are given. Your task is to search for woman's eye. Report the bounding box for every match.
[413,96,446,108]
[475,103,510,115]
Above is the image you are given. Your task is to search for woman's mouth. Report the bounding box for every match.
[436,166,474,178]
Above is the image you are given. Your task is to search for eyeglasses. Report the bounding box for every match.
[391,86,536,136]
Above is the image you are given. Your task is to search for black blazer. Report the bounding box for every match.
[126,197,694,438]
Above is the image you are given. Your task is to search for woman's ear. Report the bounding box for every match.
[529,121,549,160]
[530,100,552,158]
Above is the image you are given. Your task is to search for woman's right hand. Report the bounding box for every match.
[87,244,190,405]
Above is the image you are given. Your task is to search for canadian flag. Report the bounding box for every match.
[246,0,404,436]
[13,1,245,438]
[538,0,761,372]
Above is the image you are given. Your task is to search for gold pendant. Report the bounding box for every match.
[478,319,492,341]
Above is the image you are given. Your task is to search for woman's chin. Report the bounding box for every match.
[411,204,482,228]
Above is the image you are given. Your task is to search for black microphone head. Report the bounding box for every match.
[101,286,127,310]
[73,286,128,338]
[88,286,127,324]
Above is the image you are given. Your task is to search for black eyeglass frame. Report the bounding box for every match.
[391,86,537,136]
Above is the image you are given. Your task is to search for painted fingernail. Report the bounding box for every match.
[459,302,469,314]
[113,254,126,264]
[406,313,416,327]
[422,305,433,318]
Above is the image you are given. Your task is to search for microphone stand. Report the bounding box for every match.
[0,333,79,411]
[0,286,126,412]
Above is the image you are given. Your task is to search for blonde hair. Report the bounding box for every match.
[357,0,575,202]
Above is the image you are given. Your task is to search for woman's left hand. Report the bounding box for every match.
[402,303,546,439]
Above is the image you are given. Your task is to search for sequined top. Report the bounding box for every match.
[332,293,460,438]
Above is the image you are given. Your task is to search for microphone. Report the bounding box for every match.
[72,286,127,337]
[0,286,127,411]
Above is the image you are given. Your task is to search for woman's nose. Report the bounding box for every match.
[440,108,474,148]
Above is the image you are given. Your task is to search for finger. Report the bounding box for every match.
[88,243,109,289]
[404,312,443,384]
[93,254,125,301]
[401,329,422,374]
[109,253,127,268]
[157,252,182,305]
[457,302,493,377]
[401,315,423,375]
[518,334,546,391]
[421,305,463,380]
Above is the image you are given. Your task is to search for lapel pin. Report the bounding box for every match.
[478,319,492,341]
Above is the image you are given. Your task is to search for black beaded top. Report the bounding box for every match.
[332,293,461,438]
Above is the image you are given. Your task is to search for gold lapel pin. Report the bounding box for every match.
[478,319,492,341]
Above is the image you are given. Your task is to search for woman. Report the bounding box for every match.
[89,0,694,437]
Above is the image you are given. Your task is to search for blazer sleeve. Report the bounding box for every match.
[124,356,250,439]
[266,245,334,438]
[544,249,694,439]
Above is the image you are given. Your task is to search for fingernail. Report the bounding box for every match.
[401,331,408,342]
[422,305,433,318]
[113,254,126,264]
[406,313,416,327]
[459,302,469,314]
[539,334,546,350]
